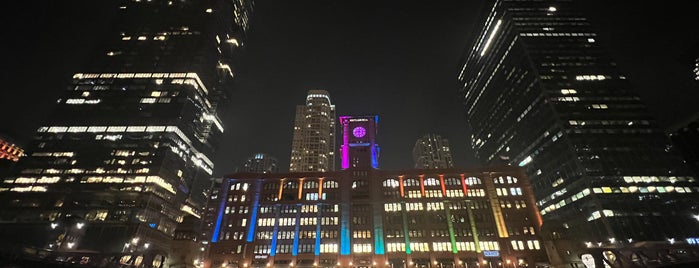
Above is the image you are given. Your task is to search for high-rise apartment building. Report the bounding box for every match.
[290,90,336,172]
[458,0,698,243]
[241,153,279,174]
[412,134,454,169]
[206,115,549,268]
[0,0,252,265]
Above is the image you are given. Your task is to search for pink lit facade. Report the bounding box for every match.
[339,115,379,169]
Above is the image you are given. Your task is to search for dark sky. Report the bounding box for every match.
[1,1,697,176]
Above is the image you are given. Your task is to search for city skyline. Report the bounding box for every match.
[1,1,698,267]
[1,1,697,175]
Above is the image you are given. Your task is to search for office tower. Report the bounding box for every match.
[669,113,699,176]
[457,0,698,243]
[241,153,279,173]
[412,134,454,169]
[290,90,336,172]
[206,115,549,268]
[339,115,379,170]
[0,0,252,265]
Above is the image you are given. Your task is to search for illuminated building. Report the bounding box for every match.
[205,115,549,268]
[0,0,253,265]
[0,136,23,162]
[242,153,279,174]
[339,115,379,170]
[290,90,336,172]
[0,135,24,177]
[457,0,699,244]
[412,134,454,169]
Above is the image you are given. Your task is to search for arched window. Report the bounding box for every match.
[323,180,339,189]
[383,179,399,188]
[403,178,419,187]
[263,182,279,190]
[494,176,518,184]
[445,177,460,186]
[466,177,481,185]
[230,182,249,191]
[304,180,319,189]
[284,181,299,189]
[424,178,440,186]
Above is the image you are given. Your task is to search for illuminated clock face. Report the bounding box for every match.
[352,126,367,138]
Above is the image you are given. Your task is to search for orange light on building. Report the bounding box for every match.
[298,178,304,200]
[0,138,23,162]
[460,174,468,196]
[439,174,446,196]
[419,175,425,197]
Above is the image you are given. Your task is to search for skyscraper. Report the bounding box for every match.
[669,113,699,176]
[458,0,698,242]
[412,134,454,169]
[0,0,252,265]
[290,90,336,172]
[241,153,279,174]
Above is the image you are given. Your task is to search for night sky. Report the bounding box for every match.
[1,1,697,176]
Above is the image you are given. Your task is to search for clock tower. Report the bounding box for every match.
[339,115,379,169]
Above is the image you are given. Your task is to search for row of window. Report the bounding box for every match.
[258,204,338,214]
[540,185,697,216]
[385,241,502,253]
[257,217,338,227]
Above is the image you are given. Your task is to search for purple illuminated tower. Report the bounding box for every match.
[339,115,379,169]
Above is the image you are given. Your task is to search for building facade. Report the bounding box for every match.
[242,153,279,174]
[0,0,252,266]
[206,115,548,268]
[206,168,549,268]
[412,134,454,169]
[0,135,24,178]
[457,0,699,243]
[669,113,699,177]
[339,115,379,170]
[0,136,23,162]
[290,90,336,172]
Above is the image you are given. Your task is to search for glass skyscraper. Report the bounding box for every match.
[0,0,252,266]
[458,0,698,242]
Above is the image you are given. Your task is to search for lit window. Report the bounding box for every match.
[140,98,156,104]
